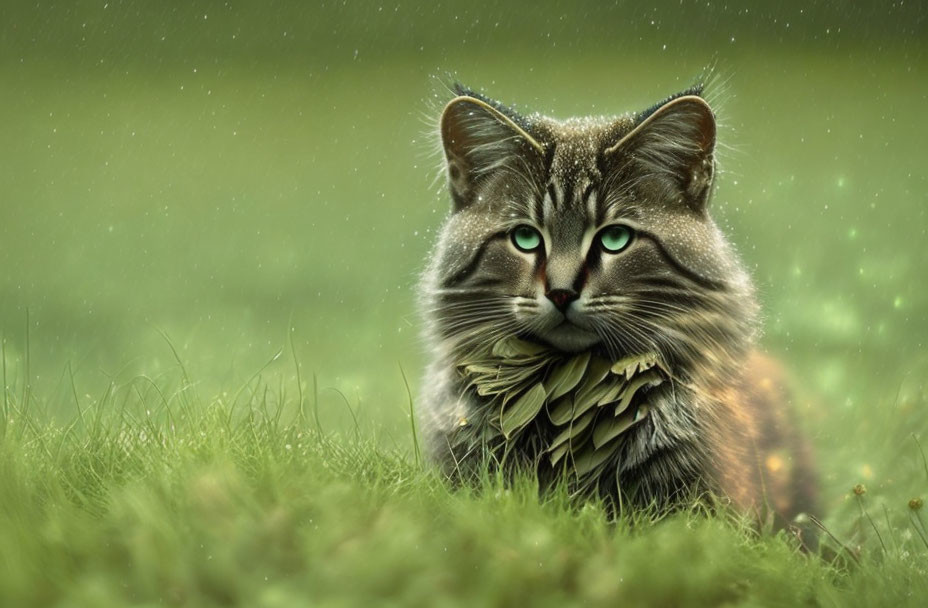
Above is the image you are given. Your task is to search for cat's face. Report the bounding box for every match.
[426,86,752,363]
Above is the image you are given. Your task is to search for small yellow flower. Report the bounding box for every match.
[909,497,923,511]
[765,454,784,473]
[852,484,867,496]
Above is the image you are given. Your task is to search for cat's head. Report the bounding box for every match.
[424,84,755,369]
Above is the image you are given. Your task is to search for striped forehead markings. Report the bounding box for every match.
[543,182,559,219]
[583,184,599,223]
[538,179,601,223]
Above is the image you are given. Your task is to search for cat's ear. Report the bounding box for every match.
[440,96,544,211]
[604,95,716,213]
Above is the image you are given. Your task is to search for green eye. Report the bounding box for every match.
[512,225,542,252]
[598,225,633,253]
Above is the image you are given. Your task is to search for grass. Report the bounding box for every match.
[1,332,928,607]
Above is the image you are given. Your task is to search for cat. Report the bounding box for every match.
[418,82,818,532]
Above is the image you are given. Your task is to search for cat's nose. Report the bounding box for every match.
[545,288,579,312]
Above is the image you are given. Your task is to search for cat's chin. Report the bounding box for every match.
[536,322,601,353]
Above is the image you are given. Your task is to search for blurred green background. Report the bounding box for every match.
[1,1,926,504]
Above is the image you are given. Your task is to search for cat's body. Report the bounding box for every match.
[418,83,818,528]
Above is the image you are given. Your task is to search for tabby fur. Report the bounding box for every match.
[418,82,818,529]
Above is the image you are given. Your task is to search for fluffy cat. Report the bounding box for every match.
[418,82,818,530]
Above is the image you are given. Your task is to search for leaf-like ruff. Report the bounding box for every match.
[613,370,663,416]
[547,352,591,400]
[548,409,596,451]
[571,441,619,477]
[500,383,547,438]
[455,339,668,481]
[593,404,650,448]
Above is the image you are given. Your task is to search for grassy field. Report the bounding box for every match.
[2,2,928,605]
[1,355,927,606]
